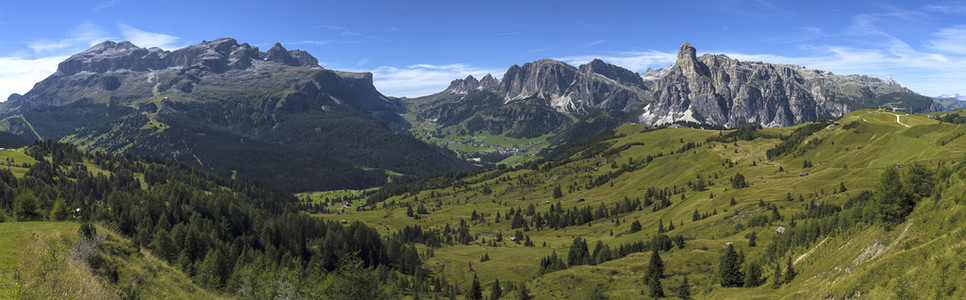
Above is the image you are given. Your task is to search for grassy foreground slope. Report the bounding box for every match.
[0,222,218,299]
[324,109,966,299]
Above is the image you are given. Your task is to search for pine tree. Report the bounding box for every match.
[568,237,590,266]
[469,274,483,299]
[50,194,72,221]
[743,261,763,287]
[745,232,757,247]
[770,263,783,288]
[630,220,642,232]
[553,186,563,199]
[648,274,665,298]
[783,256,796,283]
[675,276,691,300]
[731,173,748,188]
[14,190,41,221]
[516,282,533,300]
[657,220,665,233]
[490,279,502,300]
[646,249,664,283]
[719,244,744,287]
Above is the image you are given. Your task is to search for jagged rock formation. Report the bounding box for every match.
[0,38,468,191]
[434,43,939,130]
[641,42,940,127]
[442,58,651,112]
[641,66,672,83]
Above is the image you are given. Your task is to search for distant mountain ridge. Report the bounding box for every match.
[642,42,939,127]
[442,58,652,112]
[0,38,469,191]
[938,93,966,101]
[427,42,939,132]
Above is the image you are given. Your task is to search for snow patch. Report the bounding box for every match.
[639,104,699,125]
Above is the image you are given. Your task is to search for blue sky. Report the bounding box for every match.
[1,0,965,98]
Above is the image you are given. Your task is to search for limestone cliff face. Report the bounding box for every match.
[641,42,940,127]
[443,58,651,113]
[0,38,404,119]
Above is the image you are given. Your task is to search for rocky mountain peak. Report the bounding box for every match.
[445,75,482,94]
[643,43,939,127]
[479,73,500,90]
[264,42,292,63]
[579,58,646,88]
[263,42,317,67]
[674,42,707,78]
[641,65,672,82]
[677,42,696,61]
[55,38,319,76]
[884,76,900,87]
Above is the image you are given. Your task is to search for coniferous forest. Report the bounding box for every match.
[0,140,434,298]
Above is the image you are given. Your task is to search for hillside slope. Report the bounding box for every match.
[0,222,221,299]
[325,109,966,299]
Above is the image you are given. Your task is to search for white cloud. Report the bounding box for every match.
[28,22,112,52]
[118,23,178,49]
[557,51,676,71]
[365,64,504,98]
[0,55,68,100]
[93,0,119,11]
[927,26,966,55]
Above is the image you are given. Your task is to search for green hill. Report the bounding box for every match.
[0,141,450,299]
[0,222,220,299]
[318,109,966,299]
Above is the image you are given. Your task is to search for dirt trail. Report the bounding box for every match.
[893,113,910,128]
[794,236,828,265]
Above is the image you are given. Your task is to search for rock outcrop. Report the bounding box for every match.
[442,58,651,112]
[641,42,940,127]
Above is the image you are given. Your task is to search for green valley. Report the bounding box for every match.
[316,109,966,299]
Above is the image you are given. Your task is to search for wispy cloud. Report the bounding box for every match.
[118,23,178,49]
[364,64,504,97]
[315,25,387,42]
[579,40,609,48]
[927,25,966,55]
[557,51,676,71]
[493,32,524,36]
[93,0,119,11]
[0,55,68,99]
[28,22,112,52]
[528,45,560,53]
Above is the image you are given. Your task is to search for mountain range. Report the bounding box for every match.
[0,38,469,191]
[0,39,948,190]
[414,43,937,133]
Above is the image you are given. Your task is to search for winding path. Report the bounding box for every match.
[893,113,910,128]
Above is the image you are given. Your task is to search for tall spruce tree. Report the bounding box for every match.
[490,279,502,300]
[675,276,692,300]
[469,274,483,300]
[646,249,665,283]
[783,256,796,284]
[743,261,764,287]
[719,244,744,287]
[648,275,665,298]
[771,262,783,288]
